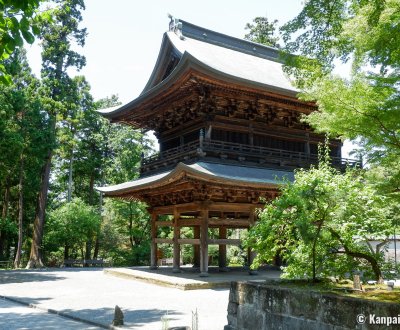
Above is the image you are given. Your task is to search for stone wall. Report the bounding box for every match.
[225,281,400,330]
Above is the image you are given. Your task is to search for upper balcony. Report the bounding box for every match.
[140,138,361,177]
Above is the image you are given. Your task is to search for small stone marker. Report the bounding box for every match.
[112,305,124,326]
[353,275,361,290]
[387,281,395,291]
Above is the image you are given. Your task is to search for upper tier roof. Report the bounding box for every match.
[98,19,297,120]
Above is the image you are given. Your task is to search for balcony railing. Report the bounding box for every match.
[140,139,360,176]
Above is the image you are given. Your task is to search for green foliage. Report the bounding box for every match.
[227,245,245,267]
[247,160,392,281]
[45,198,101,255]
[280,0,400,165]
[0,48,48,263]
[101,199,150,265]
[0,0,49,83]
[244,17,280,47]
[278,1,400,235]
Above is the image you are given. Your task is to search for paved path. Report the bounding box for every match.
[0,269,230,329]
[0,298,100,330]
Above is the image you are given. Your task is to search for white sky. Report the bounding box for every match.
[26,0,354,157]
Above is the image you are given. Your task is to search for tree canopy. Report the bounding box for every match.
[0,0,50,83]
[244,16,280,48]
[280,0,400,168]
[247,158,392,282]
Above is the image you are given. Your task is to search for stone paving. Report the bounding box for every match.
[0,268,224,329]
[0,298,100,330]
[0,267,281,329]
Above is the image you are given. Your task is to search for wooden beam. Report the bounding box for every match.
[178,218,201,227]
[178,238,200,245]
[208,239,241,245]
[208,219,251,227]
[154,238,173,244]
[155,221,173,227]
[151,205,174,215]
[207,202,264,212]
[152,202,200,214]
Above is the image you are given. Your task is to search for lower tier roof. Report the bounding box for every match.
[96,162,294,197]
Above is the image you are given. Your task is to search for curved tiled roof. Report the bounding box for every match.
[98,20,297,119]
[96,162,293,195]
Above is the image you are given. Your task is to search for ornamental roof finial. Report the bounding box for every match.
[167,14,183,38]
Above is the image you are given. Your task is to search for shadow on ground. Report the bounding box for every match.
[0,271,66,284]
[0,311,95,330]
[59,306,183,328]
[2,296,52,306]
[0,268,105,285]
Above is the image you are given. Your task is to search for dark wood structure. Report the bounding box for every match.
[98,18,358,276]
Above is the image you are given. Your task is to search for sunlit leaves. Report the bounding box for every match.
[280,0,400,200]
[247,161,392,280]
[0,0,48,83]
[244,17,280,48]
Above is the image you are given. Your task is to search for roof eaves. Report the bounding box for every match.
[96,51,195,120]
[96,162,282,196]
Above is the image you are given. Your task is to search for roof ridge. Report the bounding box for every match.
[169,18,283,63]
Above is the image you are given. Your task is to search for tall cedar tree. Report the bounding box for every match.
[0,48,46,266]
[26,0,86,268]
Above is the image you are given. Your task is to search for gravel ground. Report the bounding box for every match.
[0,269,229,330]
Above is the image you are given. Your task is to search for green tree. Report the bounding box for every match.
[26,0,86,268]
[0,0,50,83]
[45,198,101,261]
[279,0,400,165]
[244,16,280,47]
[0,48,47,267]
[247,159,391,282]
[101,199,150,265]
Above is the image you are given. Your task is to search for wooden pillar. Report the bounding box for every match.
[249,124,254,146]
[173,207,181,273]
[199,207,209,277]
[193,226,200,268]
[305,132,310,156]
[218,226,228,271]
[248,208,258,275]
[150,212,158,269]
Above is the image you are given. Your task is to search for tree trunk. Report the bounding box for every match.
[129,202,134,249]
[0,178,11,258]
[88,173,94,205]
[85,239,92,265]
[93,236,100,259]
[329,228,383,282]
[64,243,69,260]
[14,156,24,268]
[311,221,323,282]
[67,149,73,202]
[26,147,53,269]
